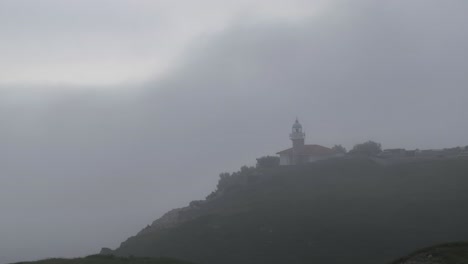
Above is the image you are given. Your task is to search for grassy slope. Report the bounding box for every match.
[11,255,195,264]
[113,158,468,264]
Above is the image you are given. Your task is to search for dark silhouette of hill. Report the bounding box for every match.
[107,158,468,264]
[10,255,195,264]
[389,242,468,264]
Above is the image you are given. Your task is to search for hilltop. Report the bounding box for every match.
[104,157,468,264]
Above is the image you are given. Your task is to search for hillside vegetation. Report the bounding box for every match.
[107,158,468,264]
[390,242,468,264]
[11,255,195,264]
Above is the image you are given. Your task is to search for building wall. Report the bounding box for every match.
[307,156,321,163]
[307,155,331,163]
[279,154,291,165]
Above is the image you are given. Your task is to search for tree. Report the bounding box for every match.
[219,172,230,179]
[256,156,280,168]
[349,141,382,156]
[240,165,255,174]
[217,172,231,190]
[332,144,347,154]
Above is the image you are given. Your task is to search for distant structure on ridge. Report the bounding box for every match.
[277,119,340,165]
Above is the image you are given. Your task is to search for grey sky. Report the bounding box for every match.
[0,0,324,86]
[1,1,468,263]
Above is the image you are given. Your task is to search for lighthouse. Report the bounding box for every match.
[277,119,336,165]
[290,118,305,150]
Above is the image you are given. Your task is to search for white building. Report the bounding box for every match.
[277,119,339,165]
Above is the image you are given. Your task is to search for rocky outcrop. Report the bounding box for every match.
[99,247,113,255]
[137,207,189,235]
[137,200,210,236]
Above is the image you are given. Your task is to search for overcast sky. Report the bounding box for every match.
[1,1,468,263]
[0,0,326,86]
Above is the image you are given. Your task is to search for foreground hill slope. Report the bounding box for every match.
[109,158,468,264]
[11,255,195,264]
[390,242,468,264]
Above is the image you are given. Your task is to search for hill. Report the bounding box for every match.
[11,255,195,264]
[390,242,468,264]
[105,158,468,264]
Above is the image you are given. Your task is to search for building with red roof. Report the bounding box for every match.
[277,119,340,165]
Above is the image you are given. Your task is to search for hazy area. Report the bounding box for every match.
[1,1,467,263]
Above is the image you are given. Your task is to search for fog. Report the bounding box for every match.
[1,1,468,263]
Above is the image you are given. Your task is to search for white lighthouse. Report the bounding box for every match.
[277,119,337,165]
[290,118,305,150]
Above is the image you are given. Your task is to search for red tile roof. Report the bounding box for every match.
[276,144,335,156]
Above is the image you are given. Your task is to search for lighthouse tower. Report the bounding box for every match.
[290,118,305,149]
[277,119,335,165]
